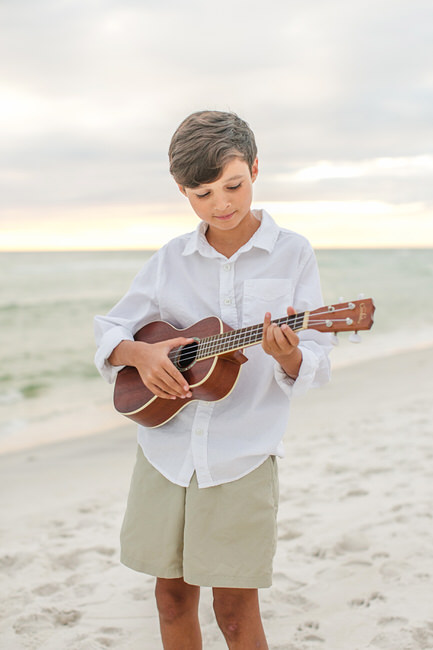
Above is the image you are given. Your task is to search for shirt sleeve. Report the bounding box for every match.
[94,251,162,383]
[274,245,333,397]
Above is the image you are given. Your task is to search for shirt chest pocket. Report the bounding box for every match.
[242,278,294,327]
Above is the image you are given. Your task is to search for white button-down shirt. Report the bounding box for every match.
[94,210,332,488]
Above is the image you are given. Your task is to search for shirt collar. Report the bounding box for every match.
[182,209,280,258]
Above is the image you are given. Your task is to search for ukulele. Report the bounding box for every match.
[113,298,375,428]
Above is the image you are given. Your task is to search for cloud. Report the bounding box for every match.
[0,0,432,216]
[288,157,433,183]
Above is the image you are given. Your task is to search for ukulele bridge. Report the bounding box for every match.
[173,338,200,371]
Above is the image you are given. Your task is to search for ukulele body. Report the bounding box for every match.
[113,317,248,428]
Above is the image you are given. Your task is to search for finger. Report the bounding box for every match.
[269,324,291,353]
[147,382,177,400]
[285,306,297,330]
[149,368,190,399]
[144,372,178,399]
[166,336,195,351]
[156,339,192,391]
[264,322,281,353]
[281,324,300,347]
[158,365,191,398]
[266,321,299,356]
[163,354,191,386]
[262,312,272,349]
[281,325,299,351]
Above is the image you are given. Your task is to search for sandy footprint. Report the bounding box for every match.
[378,616,409,627]
[348,591,385,608]
[334,533,370,554]
[279,527,303,541]
[344,488,369,498]
[13,606,82,645]
[52,545,116,572]
[94,625,124,648]
[32,583,62,597]
[295,620,325,644]
[0,552,34,573]
[273,572,307,591]
[370,623,433,650]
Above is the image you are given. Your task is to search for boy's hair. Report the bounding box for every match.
[168,110,257,188]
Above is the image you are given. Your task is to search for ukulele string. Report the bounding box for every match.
[197,305,357,351]
[166,310,356,366]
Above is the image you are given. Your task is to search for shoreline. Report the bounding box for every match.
[3,341,433,457]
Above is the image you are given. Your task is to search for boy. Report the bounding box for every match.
[94,111,331,649]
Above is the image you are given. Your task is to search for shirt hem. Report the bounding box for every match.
[196,453,282,489]
[137,441,193,487]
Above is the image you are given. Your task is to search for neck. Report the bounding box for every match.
[205,211,260,258]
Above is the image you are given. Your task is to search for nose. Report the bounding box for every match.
[213,191,231,215]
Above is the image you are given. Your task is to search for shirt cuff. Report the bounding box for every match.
[94,326,134,384]
[274,345,320,398]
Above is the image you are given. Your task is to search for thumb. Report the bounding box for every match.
[166,336,194,350]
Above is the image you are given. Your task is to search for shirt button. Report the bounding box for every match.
[195,428,204,437]
[224,298,231,305]
[223,264,231,271]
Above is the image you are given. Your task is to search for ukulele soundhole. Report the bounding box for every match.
[174,338,200,371]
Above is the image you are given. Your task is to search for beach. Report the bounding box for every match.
[1,345,432,650]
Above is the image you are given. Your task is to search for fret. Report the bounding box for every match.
[195,311,307,361]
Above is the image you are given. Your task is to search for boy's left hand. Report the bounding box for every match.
[262,306,302,380]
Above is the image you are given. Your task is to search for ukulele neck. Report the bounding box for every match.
[196,312,308,361]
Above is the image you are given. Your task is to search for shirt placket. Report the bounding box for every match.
[190,401,214,485]
[191,258,239,487]
[219,260,238,329]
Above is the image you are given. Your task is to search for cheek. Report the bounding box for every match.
[189,199,209,221]
[240,182,253,199]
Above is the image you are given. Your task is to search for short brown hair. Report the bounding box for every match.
[168,110,257,188]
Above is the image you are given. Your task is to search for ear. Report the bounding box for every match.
[177,183,187,196]
[251,157,259,183]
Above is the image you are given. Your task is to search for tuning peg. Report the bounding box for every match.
[357,293,365,299]
[331,333,339,346]
[349,331,362,343]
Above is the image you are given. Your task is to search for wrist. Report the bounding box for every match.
[109,340,148,367]
[275,347,302,380]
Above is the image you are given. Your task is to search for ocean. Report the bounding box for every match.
[1,249,432,453]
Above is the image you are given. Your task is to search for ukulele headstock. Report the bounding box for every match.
[308,298,375,333]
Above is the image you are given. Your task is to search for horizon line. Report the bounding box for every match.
[2,244,433,253]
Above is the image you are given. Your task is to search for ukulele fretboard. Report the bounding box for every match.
[196,312,308,360]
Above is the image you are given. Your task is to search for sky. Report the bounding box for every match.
[1,0,432,250]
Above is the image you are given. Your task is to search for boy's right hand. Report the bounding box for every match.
[134,338,193,400]
[109,338,193,400]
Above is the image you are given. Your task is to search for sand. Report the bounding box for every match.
[1,347,433,649]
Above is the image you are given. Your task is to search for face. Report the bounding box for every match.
[178,157,259,235]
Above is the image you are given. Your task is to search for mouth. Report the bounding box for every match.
[214,211,235,221]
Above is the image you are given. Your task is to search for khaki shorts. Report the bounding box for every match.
[120,446,279,588]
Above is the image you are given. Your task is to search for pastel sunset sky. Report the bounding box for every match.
[1,0,432,250]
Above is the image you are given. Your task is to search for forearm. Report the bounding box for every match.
[108,340,144,367]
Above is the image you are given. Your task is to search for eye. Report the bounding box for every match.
[227,183,241,191]
[196,191,210,199]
